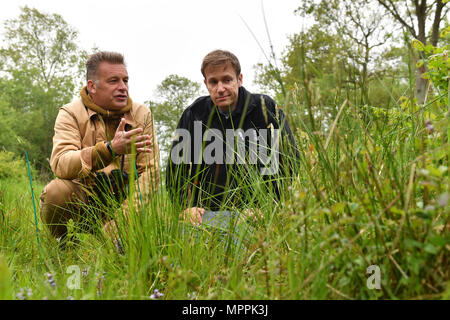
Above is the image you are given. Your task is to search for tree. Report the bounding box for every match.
[254,1,402,132]
[255,25,347,108]
[0,6,86,92]
[147,74,202,166]
[376,0,449,104]
[295,0,394,105]
[0,6,87,176]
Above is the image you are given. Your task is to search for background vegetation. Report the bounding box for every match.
[0,1,448,300]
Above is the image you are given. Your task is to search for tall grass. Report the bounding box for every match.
[0,49,448,300]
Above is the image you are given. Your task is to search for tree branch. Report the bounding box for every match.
[416,0,428,43]
[431,0,446,46]
[377,0,417,38]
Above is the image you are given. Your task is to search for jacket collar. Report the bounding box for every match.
[86,102,136,128]
[233,86,255,116]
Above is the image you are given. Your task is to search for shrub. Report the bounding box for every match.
[0,151,28,180]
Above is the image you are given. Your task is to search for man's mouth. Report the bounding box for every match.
[115,95,128,101]
[216,95,229,101]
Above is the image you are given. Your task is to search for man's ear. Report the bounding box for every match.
[87,79,97,94]
[238,73,243,87]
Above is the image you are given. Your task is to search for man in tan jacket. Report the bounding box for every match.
[40,51,159,245]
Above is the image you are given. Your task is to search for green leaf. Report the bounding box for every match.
[423,243,439,255]
[428,235,446,248]
[424,44,435,54]
[426,165,444,177]
[411,39,425,51]
[348,202,359,213]
[404,239,423,249]
[0,255,12,299]
[414,210,431,220]
[331,202,346,214]
[391,206,404,216]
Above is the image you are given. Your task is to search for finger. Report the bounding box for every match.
[132,135,151,143]
[124,128,143,138]
[190,208,202,225]
[191,214,200,226]
[134,142,149,149]
[135,143,153,152]
[116,118,126,133]
[136,148,154,153]
[196,212,203,224]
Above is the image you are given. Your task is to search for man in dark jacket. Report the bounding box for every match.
[166,50,296,225]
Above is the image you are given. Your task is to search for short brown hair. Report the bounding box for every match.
[86,51,125,81]
[201,50,241,78]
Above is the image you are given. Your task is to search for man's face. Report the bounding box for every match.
[204,62,243,111]
[88,62,129,110]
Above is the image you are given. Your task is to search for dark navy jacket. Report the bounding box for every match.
[166,86,297,210]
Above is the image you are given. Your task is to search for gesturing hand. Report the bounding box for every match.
[239,208,263,224]
[181,207,206,226]
[110,118,153,155]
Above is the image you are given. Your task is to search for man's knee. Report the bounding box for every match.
[39,179,85,238]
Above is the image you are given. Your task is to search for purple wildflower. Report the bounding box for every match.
[425,120,434,134]
[437,192,449,207]
[45,272,56,288]
[187,291,197,300]
[115,239,125,255]
[150,289,164,299]
[16,288,32,300]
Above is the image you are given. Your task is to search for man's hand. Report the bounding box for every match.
[110,118,153,155]
[181,207,205,226]
[240,208,263,224]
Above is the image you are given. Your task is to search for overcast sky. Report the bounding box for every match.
[1,0,304,104]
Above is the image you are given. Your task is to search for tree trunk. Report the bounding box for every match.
[431,0,445,46]
[414,0,429,105]
[415,64,429,105]
[376,0,447,104]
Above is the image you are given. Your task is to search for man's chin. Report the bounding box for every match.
[215,101,232,109]
[108,102,128,110]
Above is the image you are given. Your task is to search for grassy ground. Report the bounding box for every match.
[0,41,449,300]
[0,87,448,301]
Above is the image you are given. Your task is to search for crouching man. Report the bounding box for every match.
[166,50,297,227]
[40,51,159,246]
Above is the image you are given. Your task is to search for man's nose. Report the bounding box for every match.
[217,81,225,92]
[118,80,128,90]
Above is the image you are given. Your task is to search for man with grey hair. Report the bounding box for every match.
[39,51,159,248]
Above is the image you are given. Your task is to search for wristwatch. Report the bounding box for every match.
[106,141,114,156]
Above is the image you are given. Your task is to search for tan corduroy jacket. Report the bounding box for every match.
[50,98,160,199]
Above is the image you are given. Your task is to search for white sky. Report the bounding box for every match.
[0,0,304,104]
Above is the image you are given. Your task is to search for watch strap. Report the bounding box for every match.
[106,141,114,156]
